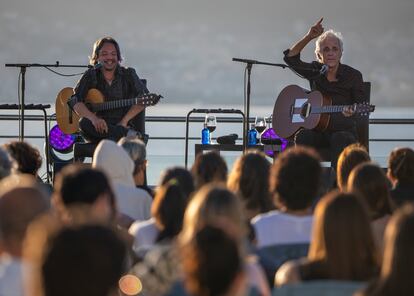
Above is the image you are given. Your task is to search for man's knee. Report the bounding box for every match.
[295,129,317,146]
[79,117,93,132]
[330,131,356,147]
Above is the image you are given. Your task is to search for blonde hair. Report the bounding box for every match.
[180,185,246,246]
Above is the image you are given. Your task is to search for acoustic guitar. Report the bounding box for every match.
[272,85,375,139]
[55,87,162,134]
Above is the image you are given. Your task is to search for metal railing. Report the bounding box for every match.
[1,114,414,142]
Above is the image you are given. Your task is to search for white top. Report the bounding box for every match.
[114,184,152,221]
[0,254,24,296]
[251,210,313,248]
[93,140,152,221]
[129,217,159,253]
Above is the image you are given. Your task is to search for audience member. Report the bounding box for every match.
[3,141,42,177]
[158,166,195,198]
[191,151,227,189]
[348,162,393,251]
[52,164,117,226]
[387,147,414,207]
[181,225,247,296]
[336,143,370,190]
[228,150,274,220]
[275,191,378,286]
[357,204,414,296]
[28,225,128,296]
[118,137,153,197]
[131,181,187,260]
[0,174,50,296]
[180,185,270,296]
[93,139,152,223]
[129,166,194,252]
[252,146,321,248]
[152,181,187,244]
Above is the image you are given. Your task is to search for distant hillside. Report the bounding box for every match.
[1,0,413,107]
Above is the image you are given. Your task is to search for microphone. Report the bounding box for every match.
[232,57,258,64]
[93,62,103,70]
[319,64,328,75]
[88,62,103,70]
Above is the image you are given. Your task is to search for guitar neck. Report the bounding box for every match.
[311,105,350,114]
[90,98,140,112]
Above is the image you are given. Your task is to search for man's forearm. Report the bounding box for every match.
[287,35,313,57]
[73,102,98,121]
[120,105,144,126]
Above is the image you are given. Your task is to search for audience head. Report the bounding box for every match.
[92,139,135,186]
[376,204,414,295]
[53,164,116,224]
[191,151,227,189]
[387,147,414,187]
[152,181,187,242]
[3,141,42,176]
[270,146,321,211]
[309,191,378,280]
[348,162,393,220]
[41,225,127,296]
[0,174,49,257]
[159,166,195,200]
[181,225,246,296]
[118,137,147,184]
[181,185,246,246]
[227,150,273,218]
[0,146,14,180]
[337,143,371,190]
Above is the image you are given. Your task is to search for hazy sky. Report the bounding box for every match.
[1,0,413,113]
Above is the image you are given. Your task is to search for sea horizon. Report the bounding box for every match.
[0,104,413,184]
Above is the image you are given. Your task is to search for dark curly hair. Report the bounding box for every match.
[3,141,42,176]
[270,146,321,210]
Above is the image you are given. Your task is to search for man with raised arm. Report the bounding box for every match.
[284,18,366,168]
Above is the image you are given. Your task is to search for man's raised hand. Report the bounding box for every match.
[307,18,324,40]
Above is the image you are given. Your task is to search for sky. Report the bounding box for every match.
[1,0,414,115]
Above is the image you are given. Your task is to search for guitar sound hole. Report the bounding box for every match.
[301,103,311,118]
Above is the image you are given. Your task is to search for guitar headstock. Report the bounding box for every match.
[140,93,163,107]
[355,102,375,116]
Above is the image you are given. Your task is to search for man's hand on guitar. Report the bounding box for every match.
[342,104,356,117]
[91,116,108,134]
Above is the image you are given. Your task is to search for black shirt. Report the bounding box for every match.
[390,183,414,207]
[72,65,147,125]
[283,50,365,132]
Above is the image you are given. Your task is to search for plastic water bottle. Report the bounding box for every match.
[202,123,210,144]
[247,124,257,146]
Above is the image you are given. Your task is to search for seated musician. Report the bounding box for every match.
[283,18,365,169]
[69,37,148,142]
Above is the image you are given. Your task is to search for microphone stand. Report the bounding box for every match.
[5,62,88,140]
[232,58,290,146]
